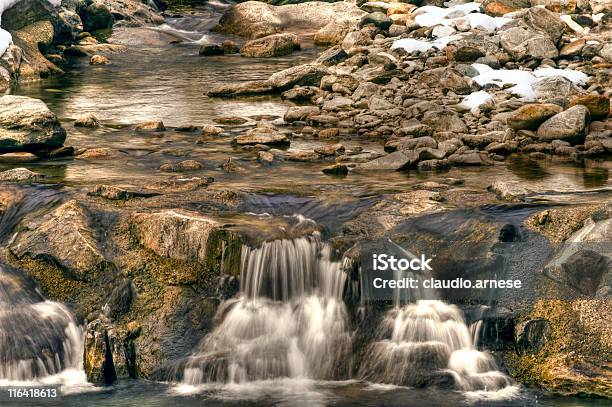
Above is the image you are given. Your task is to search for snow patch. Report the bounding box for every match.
[391,34,464,53]
[471,63,589,100]
[413,2,511,33]
[459,90,494,110]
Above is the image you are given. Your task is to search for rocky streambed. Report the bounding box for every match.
[0,0,611,404]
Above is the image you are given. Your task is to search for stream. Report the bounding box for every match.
[1,1,610,406]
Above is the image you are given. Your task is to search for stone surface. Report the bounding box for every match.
[506,104,563,130]
[0,96,66,154]
[240,33,300,58]
[536,105,590,144]
[569,95,610,121]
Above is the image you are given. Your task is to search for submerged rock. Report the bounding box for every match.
[0,167,44,183]
[0,95,66,154]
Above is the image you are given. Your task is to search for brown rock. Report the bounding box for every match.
[506,104,563,130]
[569,94,610,120]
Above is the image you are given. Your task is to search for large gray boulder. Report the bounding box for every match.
[213,1,365,39]
[536,105,590,144]
[0,95,66,154]
[268,63,329,90]
[500,27,558,60]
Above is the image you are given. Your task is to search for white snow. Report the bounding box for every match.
[471,63,589,100]
[0,0,61,56]
[391,34,465,53]
[459,90,494,110]
[413,2,511,33]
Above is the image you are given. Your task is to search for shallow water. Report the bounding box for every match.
[0,379,609,407]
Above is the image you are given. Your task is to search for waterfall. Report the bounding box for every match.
[357,240,510,391]
[181,233,352,385]
[358,301,509,390]
[0,264,84,384]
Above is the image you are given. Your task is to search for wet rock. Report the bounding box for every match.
[75,114,100,128]
[447,151,494,166]
[0,167,43,183]
[569,95,610,121]
[356,150,419,171]
[322,163,349,175]
[284,106,320,123]
[0,95,66,154]
[201,125,224,135]
[85,318,138,384]
[257,150,275,164]
[286,149,321,162]
[314,143,345,156]
[77,147,125,160]
[240,33,300,58]
[198,44,224,56]
[79,1,114,32]
[132,210,240,272]
[318,127,340,138]
[215,116,248,125]
[268,64,329,91]
[87,185,159,200]
[159,160,204,172]
[394,190,445,216]
[207,81,274,97]
[10,200,109,281]
[536,105,590,144]
[233,125,290,146]
[135,120,165,133]
[516,319,551,352]
[90,55,111,65]
[506,103,563,130]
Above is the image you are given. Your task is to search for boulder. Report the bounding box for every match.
[135,120,165,132]
[533,76,583,102]
[79,1,114,33]
[500,27,558,60]
[536,105,590,144]
[240,33,300,58]
[0,95,66,154]
[132,210,237,270]
[506,104,563,130]
[447,152,494,166]
[75,114,100,128]
[514,6,565,43]
[0,167,43,183]
[9,200,109,281]
[284,106,320,123]
[2,0,77,42]
[422,110,468,133]
[268,63,329,91]
[356,150,419,171]
[214,1,365,39]
[569,95,610,121]
[314,20,356,46]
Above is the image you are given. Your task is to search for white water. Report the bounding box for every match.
[181,233,352,385]
[0,265,87,389]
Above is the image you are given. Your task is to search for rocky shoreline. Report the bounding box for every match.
[0,0,611,401]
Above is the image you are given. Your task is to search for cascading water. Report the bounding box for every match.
[358,244,510,391]
[0,264,84,384]
[181,233,352,385]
